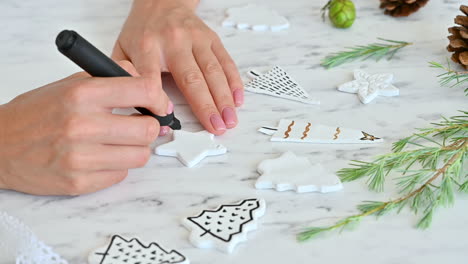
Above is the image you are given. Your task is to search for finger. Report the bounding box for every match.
[167,47,227,135]
[131,46,163,80]
[85,77,169,116]
[72,145,151,171]
[212,40,244,106]
[89,114,160,146]
[116,60,140,77]
[127,48,174,123]
[193,44,237,128]
[159,101,173,136]
[130,112,168,136]
[111,41,130,62]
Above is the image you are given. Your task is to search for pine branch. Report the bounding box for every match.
[321,38,412,69]
[430,61,468,95]
[298,112,468,241]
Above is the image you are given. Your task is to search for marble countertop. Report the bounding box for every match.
[1,0,467,263]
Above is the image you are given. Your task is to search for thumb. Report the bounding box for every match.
[131,50,175,119]
[115,60,141,77]
[117,59,172,118]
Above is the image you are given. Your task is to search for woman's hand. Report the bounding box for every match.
[0,62,169,195]
[113,0,244,135]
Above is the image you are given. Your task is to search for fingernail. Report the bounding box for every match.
[222,107,237,127]
[159,126,169,136]
[233,89,244,106]
[167,101,174,114]
[210,114,227,131]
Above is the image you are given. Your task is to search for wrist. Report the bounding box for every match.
[0,104,9,190]
[0,104,7,149]
[133,0,199,11]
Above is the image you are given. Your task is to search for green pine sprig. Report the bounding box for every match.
[321,38,413,69]
[298,112,468,242]
[430,61,468,95]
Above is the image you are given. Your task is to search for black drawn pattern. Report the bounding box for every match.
[186,199,261,242]
[360,131,381,141]
[246,66,310,100]
[94,235,187,264]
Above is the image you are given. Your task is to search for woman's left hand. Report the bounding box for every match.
[113,0,244,136]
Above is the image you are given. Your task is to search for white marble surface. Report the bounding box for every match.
[1,0,467,263]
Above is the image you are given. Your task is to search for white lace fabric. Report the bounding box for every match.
[0,211,68,264]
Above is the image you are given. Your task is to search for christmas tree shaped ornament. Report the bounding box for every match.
[447,5,468,69]
[338,69,399,104]
[379,0,429,17]
[258,119,384,144]
[0,211,68,264]
[321,0,356,28]
[256,151,343,193]
[222,4,289,32]
[245,66,320,105]
[88,235,189,264]
[155,130,227,168]
[183,198,266,253]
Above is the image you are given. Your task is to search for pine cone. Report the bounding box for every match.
[380,0,429,17]
[447,5,468,69]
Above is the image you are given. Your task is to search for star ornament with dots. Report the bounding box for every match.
[338,69,400,104]
[155,130,227,168]
[183,198,266,254]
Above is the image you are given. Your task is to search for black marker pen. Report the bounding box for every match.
[55,30,181,130]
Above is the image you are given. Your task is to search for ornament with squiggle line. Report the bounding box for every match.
[258,119,384,144]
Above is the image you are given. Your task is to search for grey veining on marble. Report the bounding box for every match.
[1,0,467,263]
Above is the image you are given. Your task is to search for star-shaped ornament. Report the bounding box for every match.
[155,131,227,168]
[338,69,400,104]
[255,151,343,193]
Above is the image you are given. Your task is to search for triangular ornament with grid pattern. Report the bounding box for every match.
[245,66,320,105]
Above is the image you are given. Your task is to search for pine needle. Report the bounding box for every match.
[321,38,412,69]
[429,61,468,95]
[298,112,468,241]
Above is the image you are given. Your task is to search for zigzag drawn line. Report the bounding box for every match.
[333,127,341,140]
[284,120,295,138]
[301,123,311,140]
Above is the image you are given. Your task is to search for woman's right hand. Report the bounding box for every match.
[0,61,169,195]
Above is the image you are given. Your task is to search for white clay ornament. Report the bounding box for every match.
[259,119,384,144]
[88,235,189,264]
[155,130,227,168]
[338,69,400,104]
[245,66,320,105]
[256,151,343,193]
[182,198,266,254]
[222,4,289,32]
